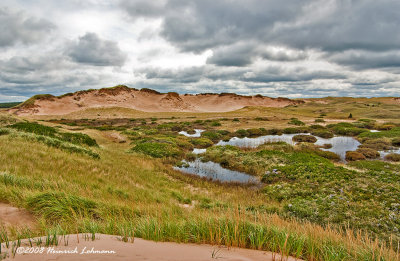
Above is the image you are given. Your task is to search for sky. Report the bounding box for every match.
[0,0,400,102]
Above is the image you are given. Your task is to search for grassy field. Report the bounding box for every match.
[0,99,400,260]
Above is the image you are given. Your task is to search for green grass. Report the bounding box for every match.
[0,113,399,260]
[0,102,22,108]
[9,122,98,147]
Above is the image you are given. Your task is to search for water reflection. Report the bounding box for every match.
[174,159,259,184]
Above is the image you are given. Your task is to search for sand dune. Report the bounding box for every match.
[9,86,303,115]
[4,234,300,261]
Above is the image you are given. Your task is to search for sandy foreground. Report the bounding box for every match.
[1,234,301,261]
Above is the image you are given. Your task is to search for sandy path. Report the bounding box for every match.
[3,234,301,261]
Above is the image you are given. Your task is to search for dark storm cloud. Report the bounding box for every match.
[329,51,400,70]
[0,6,55,47]
[121,0,400,53]
[66,33,127,66]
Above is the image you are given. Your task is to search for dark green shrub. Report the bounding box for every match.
[315,118,325,123]
[288,118,305,126]
[59,132,98,147]
[235,129,249,138]
[10,122,57,136]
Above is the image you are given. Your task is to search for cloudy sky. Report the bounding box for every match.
[0,0,400,102]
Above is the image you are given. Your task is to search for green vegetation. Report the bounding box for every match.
[0,102,21,108]
[288,118,305,126]
[9,122,98,147]
[0,105,399,260]
[292,134,317,143]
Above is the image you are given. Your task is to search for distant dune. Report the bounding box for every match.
[8,85,304,115]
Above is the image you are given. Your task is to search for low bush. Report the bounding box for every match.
[384,153,400,162]
[190,138,214,148]
[292,135,317,143]
[247,128,263,137]
[345,151,366,161]
[356,148,380,159]
[391,137,400,146]
[359,138,392,150]
[288,118,305,126]
[131,142,183,158]
[311,129,334,139]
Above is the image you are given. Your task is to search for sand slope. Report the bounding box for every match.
[4,234,301,261]
[0,203,35,228]
[9,86,303,115]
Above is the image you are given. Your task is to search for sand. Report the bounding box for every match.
[0,203,36,228]
[3,234,301,261]
[9,86,302,116]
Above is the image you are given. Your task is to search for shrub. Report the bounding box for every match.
[359,127,400,138]
[311,129,334,139]
[292,135,317,143]
[232,118,240,122]
[345,151,366,161]
[59,132,98,147]
[190,138,214,148]
[247,128,262,137]
[392,137,400,146]
[315,118,325,123]
[235,129,249,138]
[283,128,304,134]
[332,126,368,136]
[210,121,221,127]
[384,153,400,162]
[202,131,223,142]
[0,128,10,136]
[359,139,392,150]
[131,142,183,158]
[356,148,380,159]
[10,122,57,136]
[288,118,305,126]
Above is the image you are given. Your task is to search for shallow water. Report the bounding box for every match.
[379,148,400,158]
[174,159,259,184]
[217,133,361,161]
[179,129,204,137]
[192,148,207,154]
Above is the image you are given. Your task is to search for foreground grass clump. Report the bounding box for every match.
[9,122,98,147]
[26,192,98,222]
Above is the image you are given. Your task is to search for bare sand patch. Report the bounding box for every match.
[5,234,301,261]
[0,203,35,229]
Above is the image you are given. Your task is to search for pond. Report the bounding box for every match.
[174,159,259,184]
[217,133,361,161]
[178,129,204,137]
